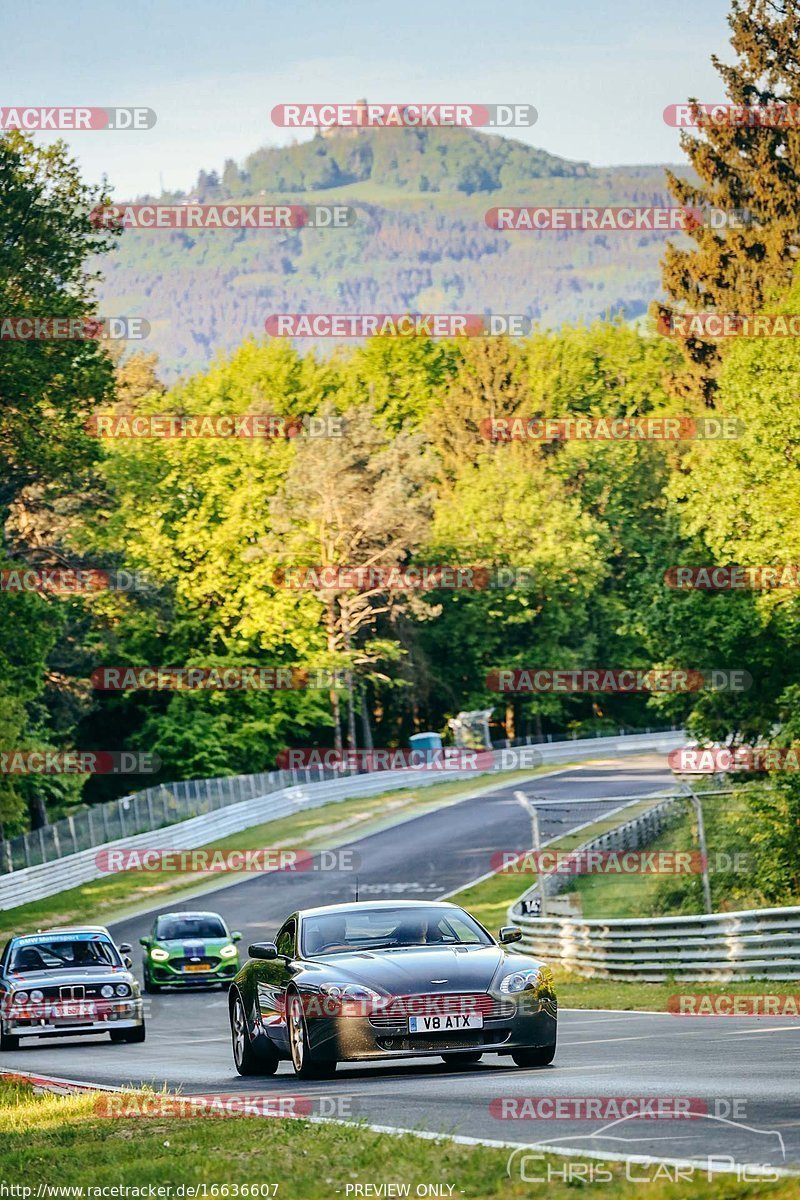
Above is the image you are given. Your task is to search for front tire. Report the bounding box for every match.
[287,992,337,1079]
[441,1052,482,1066]
[512,1042,556,1068]
[0,1025,20,1051]
[110,1023,146,1044]
[230,991,279,1076]
[143,972,162,995]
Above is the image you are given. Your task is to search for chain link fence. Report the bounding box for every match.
[0,724,679,876]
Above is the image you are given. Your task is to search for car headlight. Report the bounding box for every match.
[150,947,170,962]
[101,985,115,998]
[13,991,29,1006]
[499,969,541,994]
[320,983,381,1001]
[115,984,130,997]
[29,990,44,1003]
[219,944,238,958]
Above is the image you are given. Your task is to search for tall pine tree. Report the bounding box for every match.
[658,0,800,407]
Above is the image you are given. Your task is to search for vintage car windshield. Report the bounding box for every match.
[9,935,121,973]
[155,916,227,940]
[301,906,493,956]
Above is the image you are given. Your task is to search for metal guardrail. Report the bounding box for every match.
[510,905,800,981]
[0,725,680,875]
[0,730,683,912]
[509,795,800,981]
[514,792,684,914]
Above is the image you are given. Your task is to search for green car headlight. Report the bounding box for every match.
[150,947,170,962]
[219,944,238,959]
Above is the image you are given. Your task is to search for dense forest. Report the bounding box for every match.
[3,0,800,876]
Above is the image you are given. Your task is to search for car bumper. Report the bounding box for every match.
[259,996,557,1062]
[149,962,238,986]
[6,1000,144,1038]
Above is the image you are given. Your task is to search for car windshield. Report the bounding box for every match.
[301,907,492,956]
[155,916,227,940]
[9,936,120,973]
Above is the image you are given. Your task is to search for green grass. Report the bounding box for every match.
[449,794,670,932]
[563,789,765,919]
[0,1080,795,1197]
[0,764,573,946]
[447,791,787,1013]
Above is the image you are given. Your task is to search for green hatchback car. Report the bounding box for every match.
[140,911,241,993]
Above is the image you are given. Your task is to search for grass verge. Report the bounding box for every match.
[0,765,573,946]
[0,1079,795,1197]
[447,792,785,1013]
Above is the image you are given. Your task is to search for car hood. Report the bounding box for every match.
[5,967,136,988]
[302,944,542,994]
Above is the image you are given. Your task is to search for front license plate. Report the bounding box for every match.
[408,1013,483,1033]
[183,963,208,973]
[54,1001,96,1019]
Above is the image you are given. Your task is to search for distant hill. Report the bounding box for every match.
[98,128,688,380]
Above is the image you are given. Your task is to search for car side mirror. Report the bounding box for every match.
[139,937,150,948]
[231,932,242,942]
[249,942,278,960]
[499,926,523,945]
[119,943,132,954]
[123,956,133,969]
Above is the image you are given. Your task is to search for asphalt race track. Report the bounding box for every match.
[2,755,799,1172]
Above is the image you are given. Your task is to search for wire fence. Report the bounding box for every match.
[0,724,680,876]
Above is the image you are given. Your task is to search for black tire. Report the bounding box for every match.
[512,1042,556,1068]
[0,1025,20,1051]
[441,1052,483,1066]
[143,973,162,995]
[110,1023,146,1044]
[230,991,279,1077]
[287,991,337,1080]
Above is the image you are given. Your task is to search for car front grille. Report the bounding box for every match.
[369,992,514,1030]
[170,957,219,970]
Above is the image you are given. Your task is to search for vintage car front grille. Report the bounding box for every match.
[369,992,514,1030]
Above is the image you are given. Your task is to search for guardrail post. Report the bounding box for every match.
[682,782,713,914]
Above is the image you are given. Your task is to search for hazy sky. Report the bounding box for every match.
[4,0,734,197]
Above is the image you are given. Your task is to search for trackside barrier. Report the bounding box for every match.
[520,793,685,911]
[511,882,800,984]
[0,731,682,911]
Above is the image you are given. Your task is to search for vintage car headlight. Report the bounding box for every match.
[150,947,170,962]
[219,944,238,958]
[115,984,130,997]
[29,990,44,1003]
[101,985,115,998]
[499,968,541,994]
[12,991,29,1006]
